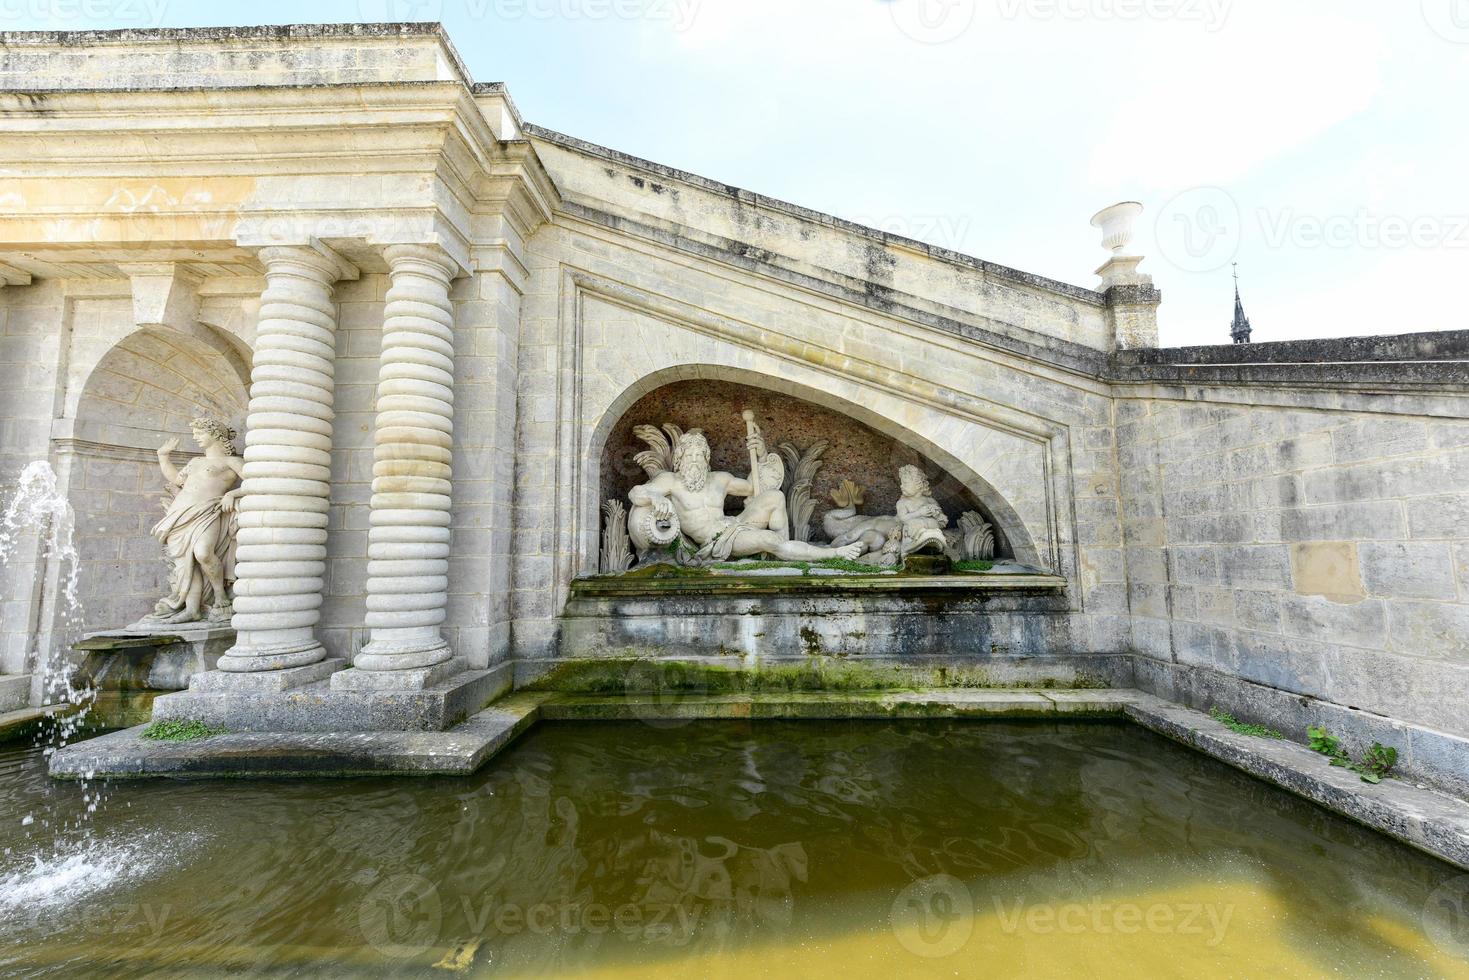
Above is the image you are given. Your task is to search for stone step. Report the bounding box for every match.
[149,663,511,734]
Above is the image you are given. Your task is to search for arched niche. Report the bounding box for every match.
[586,367,1044,570]
[65,325,249,628]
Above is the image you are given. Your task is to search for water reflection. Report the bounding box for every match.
[0,720,1466,977]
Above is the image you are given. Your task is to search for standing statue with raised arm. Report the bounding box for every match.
[137,416,244,626]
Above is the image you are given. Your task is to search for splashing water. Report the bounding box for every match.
[0,460,95,737]
[0,460,116,901]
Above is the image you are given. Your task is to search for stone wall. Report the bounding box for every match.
[1120,392,1469,740]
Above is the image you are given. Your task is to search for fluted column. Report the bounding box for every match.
[218,246,344,673]
[353,244,458,674]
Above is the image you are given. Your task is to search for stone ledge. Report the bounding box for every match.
[568,572,1067,598]
[1125,695,1469,873]
[149,664,510,733]
[48,693,544,779]
[535,688,1140,722]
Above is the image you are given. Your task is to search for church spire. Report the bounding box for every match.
[1230,263,1253,344]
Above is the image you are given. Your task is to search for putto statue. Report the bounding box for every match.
[893,464,950,557]
[628,411,864,564]
[136,416,244,626]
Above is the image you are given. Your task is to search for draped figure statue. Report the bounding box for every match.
[136,416,244,626]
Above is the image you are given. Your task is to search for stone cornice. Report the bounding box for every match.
[524,123,1106,308]
[0,80,558,278]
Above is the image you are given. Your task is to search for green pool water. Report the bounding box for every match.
[2,720,1467,977]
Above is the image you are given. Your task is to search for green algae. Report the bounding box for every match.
[523,657,1113,696]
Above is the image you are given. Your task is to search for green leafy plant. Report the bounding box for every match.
[1358,743,1399,784]
[1308,725,1345,760]
[1209,707,1283,739]
[1308,725,1398,783]
[141,719,228,742]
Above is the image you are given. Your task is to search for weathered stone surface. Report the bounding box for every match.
[49,692,543,779]
[149,664,510,734]
[1289,542,1365,602]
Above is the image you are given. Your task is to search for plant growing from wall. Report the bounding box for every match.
[1308,725,1399,784]
[778,440,827,543]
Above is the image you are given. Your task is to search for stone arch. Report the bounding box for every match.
[65,324,250,628]
[583,363,1046,570]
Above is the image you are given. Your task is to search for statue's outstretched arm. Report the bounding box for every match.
[157,437,184,487]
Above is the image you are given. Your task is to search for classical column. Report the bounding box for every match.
[348,244,459,679]
[217,246,345,675]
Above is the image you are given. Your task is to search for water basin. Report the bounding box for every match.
[1,720,1466,977]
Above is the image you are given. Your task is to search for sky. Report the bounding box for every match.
[5,0,1468,347]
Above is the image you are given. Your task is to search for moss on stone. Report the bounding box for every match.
[141,718,228,742]
[524,657,1112,695]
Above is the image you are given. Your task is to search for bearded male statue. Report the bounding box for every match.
[628,427,863,564]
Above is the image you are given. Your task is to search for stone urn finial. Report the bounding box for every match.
[1090,201,1144,254]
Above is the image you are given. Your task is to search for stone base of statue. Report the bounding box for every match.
[902,553,952,576]
[73,623,236,728]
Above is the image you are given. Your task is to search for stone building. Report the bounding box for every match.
[0,25,1466,789]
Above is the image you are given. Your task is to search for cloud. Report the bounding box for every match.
[1088,8,1385,189]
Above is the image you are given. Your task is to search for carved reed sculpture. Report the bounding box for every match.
[778,440,827,544]
[956,511,996,561]
[600,499,634,573]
